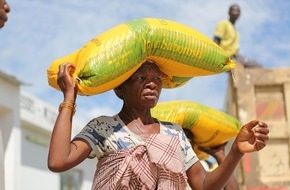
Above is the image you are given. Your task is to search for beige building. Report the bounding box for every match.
[0,71,22,190]
[226,65,290,189]
[0,71,96,190]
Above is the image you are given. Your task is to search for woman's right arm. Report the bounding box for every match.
[47,63,91,172]
[200,143,240,190]
[187,120,269,190]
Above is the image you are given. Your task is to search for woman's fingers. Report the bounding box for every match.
[237,120,270,153]
[254,139,267,151]
[57,63,76,91]
[253,124,269,140]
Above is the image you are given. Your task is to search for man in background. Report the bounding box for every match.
[214,4,261,68]
[213,4,241,60]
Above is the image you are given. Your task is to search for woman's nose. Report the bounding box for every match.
[145,81,157,89]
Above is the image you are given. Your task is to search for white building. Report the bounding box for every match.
[0,71,96,190]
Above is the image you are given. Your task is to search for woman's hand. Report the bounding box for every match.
[57,63,77,101]
[235,120,269,153]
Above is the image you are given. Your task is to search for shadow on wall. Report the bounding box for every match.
[0,107,13,152]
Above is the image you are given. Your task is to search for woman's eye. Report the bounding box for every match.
[156,76,162,80]
[137,76,146,80]
[154,76,162,81]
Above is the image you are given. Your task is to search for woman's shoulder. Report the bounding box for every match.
[88,115,118,122]
[86,115,121,128]
[158,120,183,132]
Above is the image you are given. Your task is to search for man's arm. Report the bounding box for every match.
[213,36,221,45]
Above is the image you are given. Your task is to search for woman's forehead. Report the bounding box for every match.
[136,61,162,73]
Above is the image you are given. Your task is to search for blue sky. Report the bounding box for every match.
[1,0,289,126]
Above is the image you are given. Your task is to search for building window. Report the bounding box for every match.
[60,169,83,190]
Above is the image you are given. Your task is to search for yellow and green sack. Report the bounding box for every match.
[47,18,235,95]
[152,100,241,148]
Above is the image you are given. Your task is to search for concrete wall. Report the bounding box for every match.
[226,65,290,189]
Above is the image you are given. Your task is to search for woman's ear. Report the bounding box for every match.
[113,86,124,99]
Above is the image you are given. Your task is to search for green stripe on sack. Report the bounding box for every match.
[79,23,147,87]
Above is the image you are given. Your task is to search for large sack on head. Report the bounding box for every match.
[151,100,241,148]
[47,18,235,96]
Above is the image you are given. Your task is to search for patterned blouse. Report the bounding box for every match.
[74,115,198,189]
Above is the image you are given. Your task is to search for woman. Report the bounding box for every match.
[48,60,269,190]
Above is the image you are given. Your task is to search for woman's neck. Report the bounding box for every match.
[121,108,154,125]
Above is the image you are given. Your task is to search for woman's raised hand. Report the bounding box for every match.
[236,120,269,153]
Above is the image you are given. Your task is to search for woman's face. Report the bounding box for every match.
[120,61,163,110]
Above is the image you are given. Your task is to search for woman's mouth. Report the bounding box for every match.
[143,91,158,100]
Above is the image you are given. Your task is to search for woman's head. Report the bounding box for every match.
[114,60,163,109]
